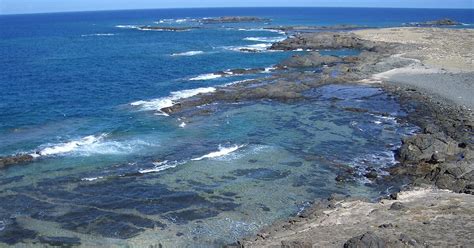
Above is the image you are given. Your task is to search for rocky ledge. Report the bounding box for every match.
[269,32,380,51]
[235,188,474,248]
[265,24,371,32]
[200,16,271,24]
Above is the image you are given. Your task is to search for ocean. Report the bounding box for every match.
[0,7,473,247]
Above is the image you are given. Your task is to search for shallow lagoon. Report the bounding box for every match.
[0,84,417,246]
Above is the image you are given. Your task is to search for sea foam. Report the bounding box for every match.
[189,73,222,81]
[33,134,154,157]
[243,36,287,43]
[139,161,181,174]
[171,51,205,56]
[36,134,107,156]
[191,145,245,161]
[81,33,116,37]
[224,43,273,53]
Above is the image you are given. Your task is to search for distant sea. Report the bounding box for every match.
[0,7,473,247]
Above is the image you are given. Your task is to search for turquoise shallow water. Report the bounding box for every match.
[1,7,472,247]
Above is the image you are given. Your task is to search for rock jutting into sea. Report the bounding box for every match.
[264,24,372,32]
[405,18,461,27]
[0,154,35,168]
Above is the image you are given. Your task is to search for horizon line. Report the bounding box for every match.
[1,6,473,16]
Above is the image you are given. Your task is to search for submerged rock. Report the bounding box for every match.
[38,236,81,247]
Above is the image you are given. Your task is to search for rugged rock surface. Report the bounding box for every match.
[270,32,379,51]
[279,52,342,68]
[200,16,271,24]
[215,68,267,76]
[240,188,474,247]
[343,232,388,248]
[0,154,34,169]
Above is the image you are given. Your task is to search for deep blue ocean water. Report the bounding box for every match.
[0,7,473,247]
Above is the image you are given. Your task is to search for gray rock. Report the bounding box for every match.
[270,32,378,51]
[390,202,406,211]
[0,154,35,168]
[280,52,342,68]
[344,231,388,248]
[281,240,313,248]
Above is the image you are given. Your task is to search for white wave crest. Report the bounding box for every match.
[81,33,115,37]
[130,87,216,114]
[189,73,222,81]
[171,51,204,56]
[33,134,155,157]
[36,134,107,156]
[81,176,104,182]
[115,25,139,29]
[224,43,273,53]
[222,79,255,87]
[139,160,181,174]
[243,36,286,43]
[156,18,196,24]
[191,145,245,161]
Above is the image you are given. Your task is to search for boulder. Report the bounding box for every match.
[344,232,388,248]
[398,132,461,164]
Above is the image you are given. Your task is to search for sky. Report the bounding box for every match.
[1,0,473,15]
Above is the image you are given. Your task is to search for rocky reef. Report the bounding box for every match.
[200,16,271,24]
[269,32,380,51]
[265,24,371,32]
[405,18,461,27]
[0,154,34,169]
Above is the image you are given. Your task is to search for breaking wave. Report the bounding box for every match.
[171,51,205,56]
[191,145,246,161]
[130,87,216,114]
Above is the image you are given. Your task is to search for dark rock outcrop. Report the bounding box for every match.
[0,154,35,169]
[279,52,342,68]
[265,24,370,32]
[344,232,388,248]
[270,32,378,51]
[398,132,462,164]
[406,19,461,27]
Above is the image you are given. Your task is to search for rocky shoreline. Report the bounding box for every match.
[229,27,473,247]
[131,26,473,247]
[1,20,473,247]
